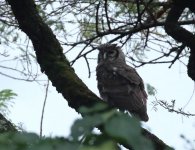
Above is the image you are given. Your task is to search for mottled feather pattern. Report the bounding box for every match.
[96,44,149,121]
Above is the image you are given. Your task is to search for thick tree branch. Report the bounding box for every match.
[0,113,17,133]
[6,0,172,149]
[5,0,100,111]
[165,0,195,81]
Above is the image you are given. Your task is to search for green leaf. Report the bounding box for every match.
[71,109,116,141]
[0,89,17,115]
[0,132,119,150]
[0,132,39,150]
[104,113,154,150]
[80,141,118,150]
[146,84,157,96]
[0,89,17,101]
[0,132,80,150]
[30,138,79,150]
[79,103,109,115]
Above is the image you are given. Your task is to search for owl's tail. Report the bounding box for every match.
[132,106,149,122]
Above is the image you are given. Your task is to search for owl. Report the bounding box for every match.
[96,44,149,121]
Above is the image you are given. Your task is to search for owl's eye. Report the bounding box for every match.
[107,50,117,56]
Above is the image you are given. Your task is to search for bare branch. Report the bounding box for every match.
[104,0,111,31]
[154,98,195,117]
[40,79,49,138]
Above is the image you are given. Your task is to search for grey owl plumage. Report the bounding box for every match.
[96,44,149,121]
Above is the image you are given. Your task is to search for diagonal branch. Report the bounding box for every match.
[164,0,195,81]
[0,113,17,133]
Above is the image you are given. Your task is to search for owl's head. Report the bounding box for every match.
[97,44,126,63]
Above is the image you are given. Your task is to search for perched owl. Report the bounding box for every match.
[96,44,149,121]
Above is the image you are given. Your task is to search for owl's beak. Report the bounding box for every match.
[103,53,107,59]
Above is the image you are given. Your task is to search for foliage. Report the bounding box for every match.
[0,89,17,116]
[146,83,157,96]
[0,104,154,150]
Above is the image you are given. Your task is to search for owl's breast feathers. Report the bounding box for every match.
[96,62,148,121]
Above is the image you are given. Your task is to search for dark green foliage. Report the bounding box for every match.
[104,113,153,150]
[0,103,154,150]
[71,104,154,149]
[0,132,80,150]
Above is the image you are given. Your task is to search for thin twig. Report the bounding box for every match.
[95,2,100,34]
[168,44,185,68]
[104,0,111,31]
[182,82,195,110]
[154,97,195,117]
[84,55,91,78]
[40,79,50,138]
[0,71,40,81]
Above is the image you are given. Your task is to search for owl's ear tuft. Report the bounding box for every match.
[97,43,119,51]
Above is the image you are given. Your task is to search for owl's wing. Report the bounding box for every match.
[116,65,142,84]
[115,65,148,121]
[115,65,148,102]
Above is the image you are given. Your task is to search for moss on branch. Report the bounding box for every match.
[6,0,101,111]
[0,113,17,133]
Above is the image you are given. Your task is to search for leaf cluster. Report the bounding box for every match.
[0,103,155,150]
[0,89,17,116]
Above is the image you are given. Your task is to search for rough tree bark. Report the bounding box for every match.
[165,0,195,81]
[0,113,17,133]
[4,0,173,149]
